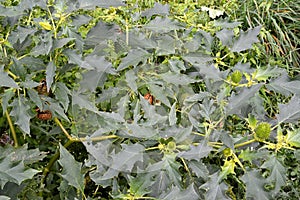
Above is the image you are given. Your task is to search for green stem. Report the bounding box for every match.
[234,139,256,148]
[5,110,18,147]
[40,140,73,189]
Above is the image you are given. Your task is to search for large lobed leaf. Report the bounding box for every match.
[0,145,42,189]
[58,144,85,192]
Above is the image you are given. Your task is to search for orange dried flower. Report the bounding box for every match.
[144,93,154,105]
[36,108,52,120]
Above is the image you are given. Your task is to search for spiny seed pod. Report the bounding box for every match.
[254,122,271,142]
[36,108,52,121]
[144,93,154,105]
[231,70,243,84]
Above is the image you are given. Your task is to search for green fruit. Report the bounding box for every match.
[231,70,242,84]
[254,122,271,142]
[167,141,176,151]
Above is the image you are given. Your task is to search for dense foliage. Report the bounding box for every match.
[0,0,299,199]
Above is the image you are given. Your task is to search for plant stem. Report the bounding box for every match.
[5,110,18,147]
[234,139,256,148]
[40,140,74,190]
[54,117,73,140]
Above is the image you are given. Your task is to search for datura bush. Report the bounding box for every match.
[0,0,300,199]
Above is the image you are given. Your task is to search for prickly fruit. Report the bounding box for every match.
[254,122,271,142]
[231,70,242,84]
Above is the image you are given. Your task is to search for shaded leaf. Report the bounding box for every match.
[169,102,177,126]
[182,52,213,67]
[200,172,230,200]
[231,26,262,52]
[85,22,121,47]
[160,72,198,86]
[188,160,209,180]
[267,72,300,96]
[58,144,84,192]
[0,146,40,189]
[128,174,153,197]
[0,66,19,89]
[72,92,98,113]
[148,84,171,107]
[261,155,286,194]
[160,184,199,200]
[141,2,169,18]
[178,140,212,161]
[10,96,32,134]
[125,69,138,92]
[64,49,93,70]
[78,0,125,9]
[55,82,70,111]
[226,84,262,115]
[276,95,300,123]
[144,17,183,33]
[109,143,144,172]
[117,49,150,71]
[46,62,56,93]
[1,89,15,114]
[216,29,234,46]
[241,169,271,200]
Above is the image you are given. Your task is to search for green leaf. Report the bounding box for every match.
[78,0,125,9]
[276,95,300,123]
[144,17,183,33]
[55,82,70,111]
[85,21,120,47]
[226,84,262,115]
[109,143,144,172]
[46,62,56,93]
[178,140,212,161]
[148,84,171,107]
[241,169,271,200]
[72,92,98,113]
[267,72,300,96]
[253,66,284,81]
[0,66,19,89]
[1,89,15,114]
[125,69,138,92]
[238,148,269,164]
[10,96,32,134]
[216,29,234,46]
[125,123,159,139]
[231,26,262,52]
[160,184,200,200]
[285,129,300,148]
[8,26,36,44]
[58,144,85,192]
[117,49,150,71]
[64,49,93,70]
[53,38,75,50]
[141,2,169,18]
[169,102,177,126]
[188,160,209,180]
[147,153,182,188]
[160,72,198,86]
[182,52,214,68]
[0,146,40,189]
[261,155,286,194]
[128,174,153,197]
[200,172,230,200]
